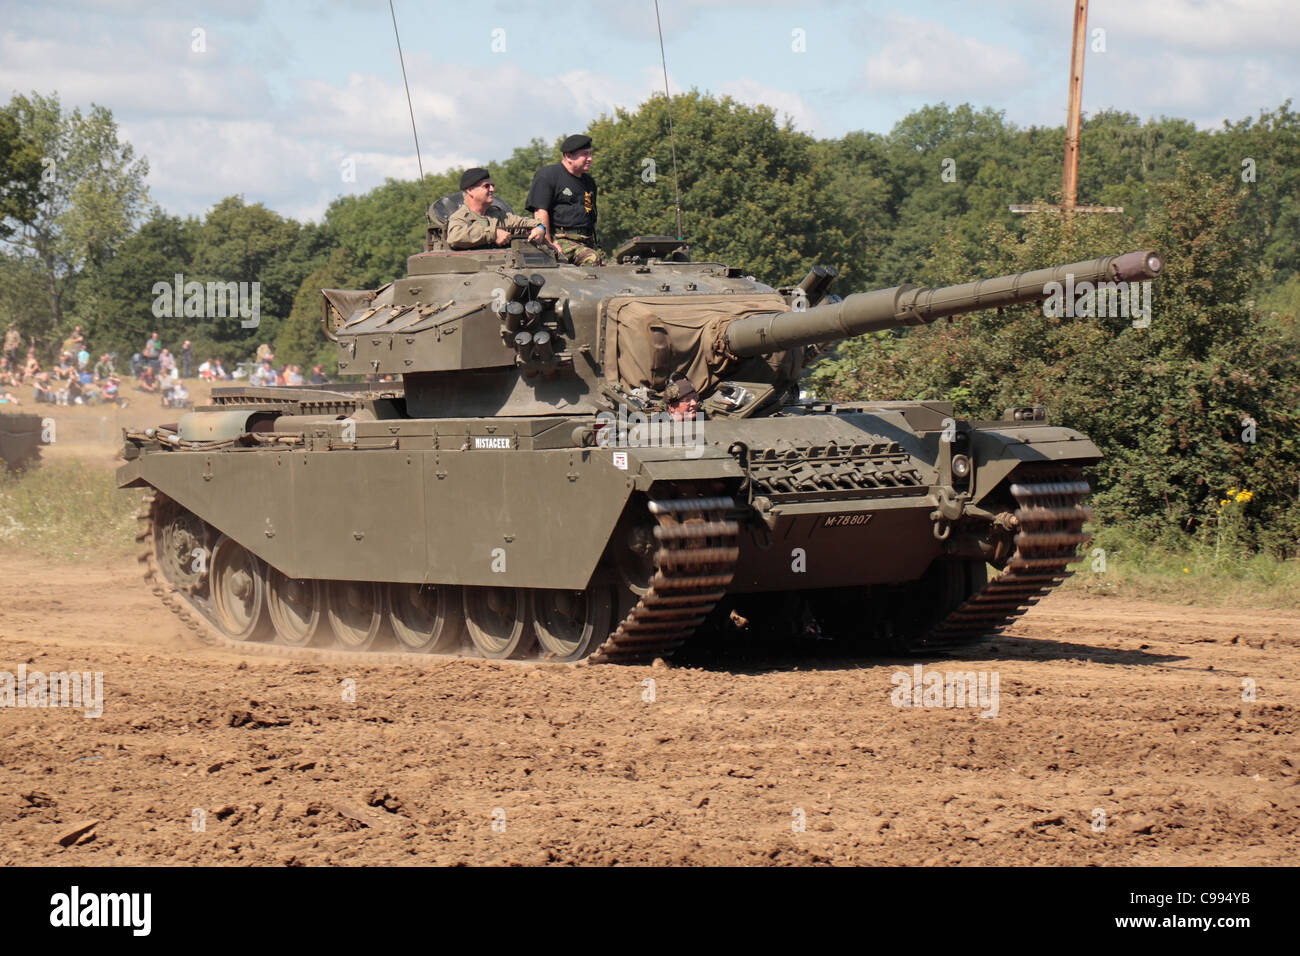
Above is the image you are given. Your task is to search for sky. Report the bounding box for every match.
[2,0,1297,223]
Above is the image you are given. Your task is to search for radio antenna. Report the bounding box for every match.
[388,0,426,190]
[654,0,685,241]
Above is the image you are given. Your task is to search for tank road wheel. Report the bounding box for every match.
[389,582,465,654]
[209,536,272,641]
[326,580,385,651]
[266,568,323,647]
[463,587,534,659]
[153,498,208,594]
[530,586,614,662]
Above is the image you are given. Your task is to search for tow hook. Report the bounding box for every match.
[930,489,965,540]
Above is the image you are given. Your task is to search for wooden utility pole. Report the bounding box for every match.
[1062,0,1088,213]
[1010,0,1122,217]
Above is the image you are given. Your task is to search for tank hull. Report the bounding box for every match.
[119,390,1098,662]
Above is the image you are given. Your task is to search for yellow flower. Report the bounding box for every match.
[1219,499,1228,507]
[1236,490,1253,503]
[1183,568,1189,573]
[1227,487,1238,497]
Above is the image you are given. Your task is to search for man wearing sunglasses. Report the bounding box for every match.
[447,167,561,253]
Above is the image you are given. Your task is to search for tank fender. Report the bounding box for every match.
[970,425,1101,504]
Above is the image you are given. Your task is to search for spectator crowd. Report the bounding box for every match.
[2,322,123,407]
[2,325,330,409]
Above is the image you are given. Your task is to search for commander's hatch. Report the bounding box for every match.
[424,192,517,250]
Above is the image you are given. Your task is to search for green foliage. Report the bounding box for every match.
[809,166,1300,556]
[0,104,45,239]
[0,92,150,348]
[1067,521,1300,609]
[321,174,456,288]
[275,247,360,373]
[589,92,849,285]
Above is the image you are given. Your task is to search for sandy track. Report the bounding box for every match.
[0,554,1296,865]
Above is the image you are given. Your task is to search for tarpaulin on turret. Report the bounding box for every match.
[601,293,788,396]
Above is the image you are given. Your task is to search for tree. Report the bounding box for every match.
[322,174,457,288]
[0,104,45,240]
[275,247,363,373]
[0,92,149,352]
[71,211,199,365]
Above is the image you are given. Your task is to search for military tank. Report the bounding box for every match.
[118,196,1162,663]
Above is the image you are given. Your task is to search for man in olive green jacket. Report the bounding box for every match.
[447,168,562,253]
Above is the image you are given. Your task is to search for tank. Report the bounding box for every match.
[118,196,1162,664]
[1,410,44,472]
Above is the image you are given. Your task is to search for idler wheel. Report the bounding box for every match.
[209,536,271,641]
[389,582,465,654]
[463,586,533,659]
[326,580,384,651]
[531,585,614,662]
[266,568,323,647]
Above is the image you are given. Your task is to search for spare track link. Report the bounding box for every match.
[588,495,739,665]
[912,464,1092,652]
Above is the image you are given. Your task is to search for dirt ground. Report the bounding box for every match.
[1,540,1296,866]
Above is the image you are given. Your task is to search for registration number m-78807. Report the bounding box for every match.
[821,513,873,528]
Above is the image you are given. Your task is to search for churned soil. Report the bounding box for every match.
[0,554,1296,866]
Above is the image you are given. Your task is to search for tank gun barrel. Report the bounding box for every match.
[724,250,1163,358]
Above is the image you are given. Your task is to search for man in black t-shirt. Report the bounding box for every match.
[525,134,605,266]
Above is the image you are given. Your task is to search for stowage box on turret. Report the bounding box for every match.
[119,194,1162,663]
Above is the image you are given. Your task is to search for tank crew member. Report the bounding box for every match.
[665,374,703,422]
[525,135,603,266]
[447,168,560,252]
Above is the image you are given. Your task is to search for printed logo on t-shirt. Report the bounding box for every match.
[562,187,573,196]
[584,191,593,213]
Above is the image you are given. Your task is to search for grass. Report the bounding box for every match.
[1062,522,1300,609]
[0,458,140,562]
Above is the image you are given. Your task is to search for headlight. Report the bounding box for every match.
[951,454,971,479]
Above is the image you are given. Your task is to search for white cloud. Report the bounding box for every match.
[863,14,1031,96]
[716,78,822,134]
[1092,0,1300,53]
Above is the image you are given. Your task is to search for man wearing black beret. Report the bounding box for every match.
[447,167,560,252]
[525,134,604,266]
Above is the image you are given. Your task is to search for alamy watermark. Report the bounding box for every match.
[49,886,150,936]
[890,664,999,718]
[151,273,260,328]
[1043,274,1152,328]
[1,664,103,718]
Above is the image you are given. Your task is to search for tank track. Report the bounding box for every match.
[137,489,740,666]
[136,468,1084,665]
[589,496,739,665]
[909,464,1091,652]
